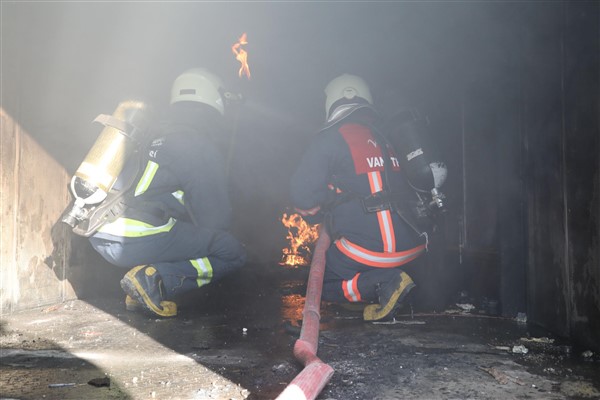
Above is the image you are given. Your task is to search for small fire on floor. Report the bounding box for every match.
[280,212,319,268]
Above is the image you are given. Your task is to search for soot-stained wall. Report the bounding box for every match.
[521,2,599,349]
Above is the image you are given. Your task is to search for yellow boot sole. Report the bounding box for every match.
[121,266,177,317]
[363,272,415,321]
[125,295,142,311]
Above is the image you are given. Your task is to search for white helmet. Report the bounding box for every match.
[170,68,225,115]
[324,74,373,120]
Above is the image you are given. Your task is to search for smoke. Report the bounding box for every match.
[2,1,533,265]
[2,1,518,160]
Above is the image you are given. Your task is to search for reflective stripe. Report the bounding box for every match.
[368,172,396,252]
[336,237,425,268]
[172,190,185,205]
[190,257,213,287]
[134,160,159,196]
[377,209,396,252]
[97,217,176,237]
[342,273,362,302]
[368,171,382,193]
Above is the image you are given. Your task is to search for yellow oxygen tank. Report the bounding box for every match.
[63,100,150,228]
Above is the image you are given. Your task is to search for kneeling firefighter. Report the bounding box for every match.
[290,74,446,321]
[63,68,247,317]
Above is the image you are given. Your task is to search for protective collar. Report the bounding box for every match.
[319,103,378,133]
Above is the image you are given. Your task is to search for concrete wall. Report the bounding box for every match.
[0,108,75,314]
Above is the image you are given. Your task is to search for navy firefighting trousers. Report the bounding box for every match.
[89,220,246,300]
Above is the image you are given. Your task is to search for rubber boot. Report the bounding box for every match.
[363,271,415,321]
[120,265,177,317]
[125,295,142,311]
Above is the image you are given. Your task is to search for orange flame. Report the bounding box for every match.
[232,32,251,79]
[280,213,320,267]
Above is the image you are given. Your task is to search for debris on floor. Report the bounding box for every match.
[1,264,599,399]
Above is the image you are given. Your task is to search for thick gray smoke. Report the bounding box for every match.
[2,1,531,264]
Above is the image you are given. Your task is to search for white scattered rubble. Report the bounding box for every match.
[515,313,527,323]
[582,350,594,358]
[512,345,529,354]
[456,303,475,312]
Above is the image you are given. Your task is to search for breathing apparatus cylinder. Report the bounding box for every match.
[62,100,150,228]
[386,108,448,210]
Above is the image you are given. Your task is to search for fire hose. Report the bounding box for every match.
[276,226,334,400]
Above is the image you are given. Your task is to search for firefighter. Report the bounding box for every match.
[88,68,247,317]
[290,74,427,321]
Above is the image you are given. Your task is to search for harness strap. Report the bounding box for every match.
[335,237,426,268]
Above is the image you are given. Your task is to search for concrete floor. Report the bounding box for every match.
[1,262,599,400]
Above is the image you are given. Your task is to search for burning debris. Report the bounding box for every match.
[232,32,251,79]
[280,213,319,267]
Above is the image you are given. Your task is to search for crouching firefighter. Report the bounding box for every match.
[62,68,247,317]
[290,74,443,322]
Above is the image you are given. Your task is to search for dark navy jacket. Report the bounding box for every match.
[93,109,232,241]
[291,111,423,264]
